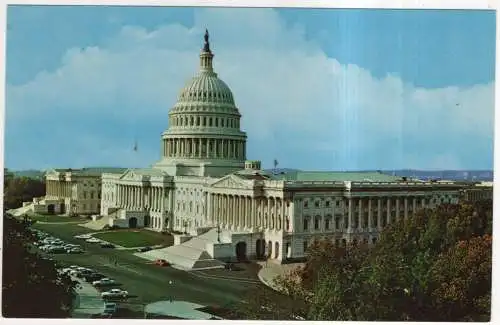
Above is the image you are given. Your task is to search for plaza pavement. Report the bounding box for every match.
[256,261,304,291]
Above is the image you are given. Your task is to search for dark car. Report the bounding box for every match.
[84,273,105,282]
[137,246,152,252]
[100,243,115,248]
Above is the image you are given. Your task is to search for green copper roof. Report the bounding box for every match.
[269,171,403,182]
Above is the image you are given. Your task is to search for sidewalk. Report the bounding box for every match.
[71,277,105,318]
[256,261,303,291]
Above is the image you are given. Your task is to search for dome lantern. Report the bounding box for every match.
[200,29,214,73]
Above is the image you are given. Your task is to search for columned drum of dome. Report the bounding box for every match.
[155,30,247,177]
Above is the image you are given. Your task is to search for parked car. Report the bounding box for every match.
[93,278,116,287]
[154,259,169,267]
[137,246,152,252]
[75,234,92,239]
[84,273,105,282]
[86,238,101,243]
[100,243,115,248]
[101,289,129,299]
[67,248,84,254]
[102,302,117,316]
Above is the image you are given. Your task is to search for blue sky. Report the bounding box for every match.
[5,6,496,171]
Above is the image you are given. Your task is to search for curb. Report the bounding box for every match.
[257,270,281,292]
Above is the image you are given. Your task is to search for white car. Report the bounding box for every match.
[101,289,128,299]
[86,238,101,243]
[93,278,116,286]
[75,234,92,239]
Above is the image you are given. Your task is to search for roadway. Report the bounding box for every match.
[33,222,268,317]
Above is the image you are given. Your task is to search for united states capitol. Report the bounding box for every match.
[26,31,490,269]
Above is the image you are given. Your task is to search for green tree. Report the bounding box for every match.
[2,213,77,317]
[4,176,45,210]
[244,199,492,321]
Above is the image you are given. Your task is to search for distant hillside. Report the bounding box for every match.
[375,170,493,182]
[10,170,45,180]
[6,168,493,182]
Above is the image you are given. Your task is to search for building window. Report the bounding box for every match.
[303,217,309,231]
[335,217,340,230]
[315,201,320,208]
[98,193,101,199]
[304,200,309,208]
[344,217,348,229]
[335,239,340,247]
[303,241,308,253]
[314,216,320,230]
[325,201,330,207]
[83,191,87,199]
[90,192,94,199]
[325,217,330,230]
[372,237,377,244]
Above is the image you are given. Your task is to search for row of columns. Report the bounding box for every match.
[46,180,71,198]
[347,196,426,232]
[209,194,289,231]
[162,138,245,160]
[300,196,432,234]
[170,115,239,129]
[116,185,167,212]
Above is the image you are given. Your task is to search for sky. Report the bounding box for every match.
[4,5,496,171]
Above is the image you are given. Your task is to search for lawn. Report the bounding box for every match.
[26,212,88,223]
[32,222,94,237]
[93,230,173,248]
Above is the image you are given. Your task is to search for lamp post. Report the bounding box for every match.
[168,280,173,303]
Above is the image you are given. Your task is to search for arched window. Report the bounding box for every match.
[209,118,213,127]
[215,118,219,127]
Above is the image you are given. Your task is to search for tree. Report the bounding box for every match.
[4,176,45,210]
[244,199,492,321]
[429,234,492,321]
[2,213,77,317]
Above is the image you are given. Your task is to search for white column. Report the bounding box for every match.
[386,198,391,225]
[368,198,373,231]
[377,198,382,231]
[412,197,417,216]
[396,197,400,220]
[404,197,408,219]
[348,198,353,232]
[358,198,363,230]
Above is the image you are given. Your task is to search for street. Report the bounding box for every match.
[33,222,268,317]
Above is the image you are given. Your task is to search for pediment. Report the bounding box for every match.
[119,169,142,181]
[210,174,252,190]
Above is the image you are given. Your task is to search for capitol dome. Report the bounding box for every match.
[157,30,247,177]
[176,69,235,106]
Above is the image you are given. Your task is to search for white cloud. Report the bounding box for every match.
[6,8,494,170]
